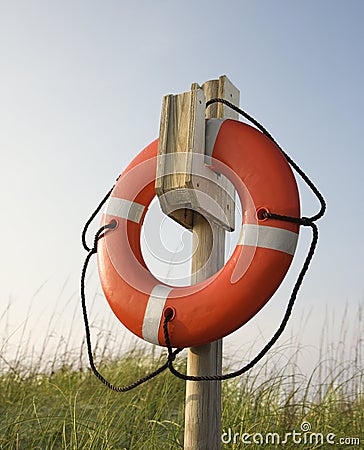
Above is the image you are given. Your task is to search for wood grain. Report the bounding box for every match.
[184,76,239,450]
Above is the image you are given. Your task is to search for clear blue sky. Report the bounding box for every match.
[1,1,363,372]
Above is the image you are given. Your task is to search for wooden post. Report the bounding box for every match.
[184,77,239,450]
[156,75,239,450]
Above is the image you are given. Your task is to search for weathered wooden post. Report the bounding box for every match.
[156,75,240,449]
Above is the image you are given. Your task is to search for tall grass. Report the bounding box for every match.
[0,299,363,449]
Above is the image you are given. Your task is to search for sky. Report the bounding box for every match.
[0,0,363,376]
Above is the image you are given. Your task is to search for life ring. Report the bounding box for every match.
[97,119,300,348]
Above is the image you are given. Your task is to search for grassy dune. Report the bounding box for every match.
[0,304,363,449]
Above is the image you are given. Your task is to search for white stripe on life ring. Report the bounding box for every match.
[238,224,298,255]
[142,284,173,345]
[105,197,145,223]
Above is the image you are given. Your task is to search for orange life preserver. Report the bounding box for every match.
[97,119,300,348]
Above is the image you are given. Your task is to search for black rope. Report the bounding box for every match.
[81,218,182,392]
[81,98,326,388]
[163,222,318,381]
[161,98,326,381]
[82,186,114,252]
[206,98,326,222]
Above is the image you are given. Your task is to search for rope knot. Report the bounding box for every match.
[300,217,312,226]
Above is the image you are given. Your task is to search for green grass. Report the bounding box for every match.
[0,304,363,449]
[0,350,186,449]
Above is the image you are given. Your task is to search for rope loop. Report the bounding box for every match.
[80,98,326,389]
[81,215,183,392]
[206,97,326,223]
